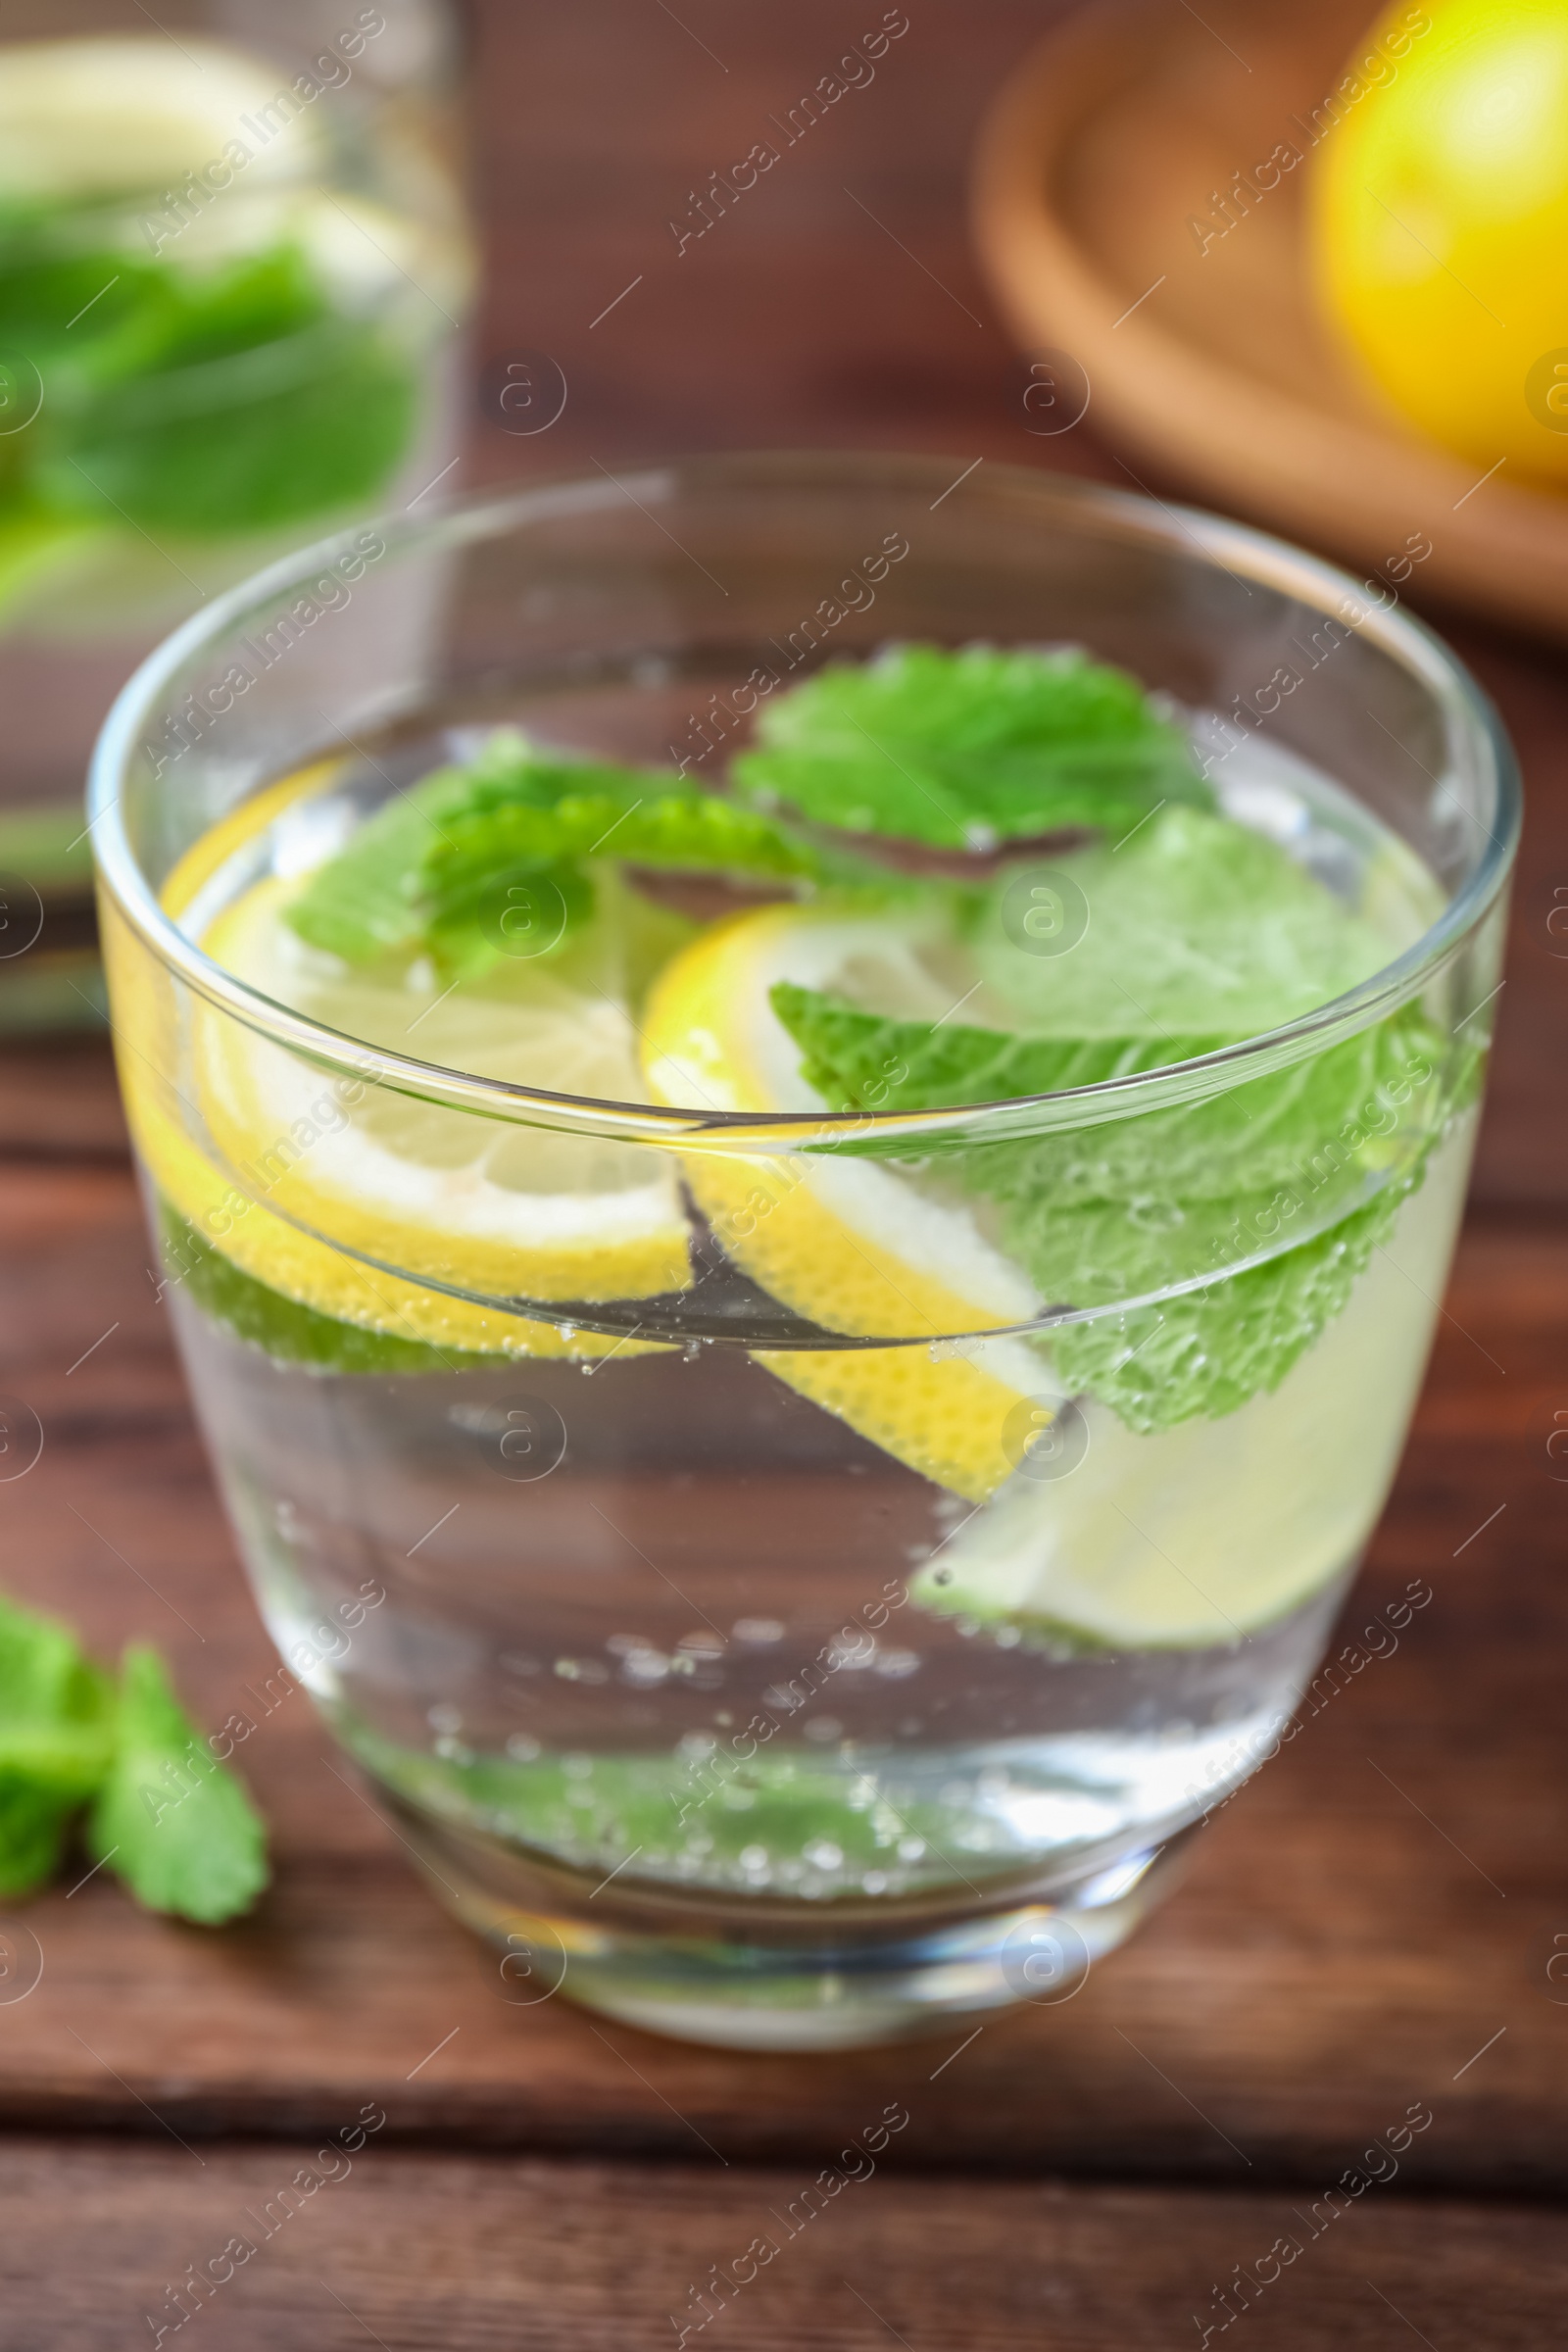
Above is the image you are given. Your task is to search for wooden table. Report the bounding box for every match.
[3,3,1566,2341]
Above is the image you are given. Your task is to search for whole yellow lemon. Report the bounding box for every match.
[1309,0,1568,487]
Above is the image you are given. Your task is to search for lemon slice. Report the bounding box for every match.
[0,37,326,203]
[641,902,1056,1501]
[111,771,689,1361]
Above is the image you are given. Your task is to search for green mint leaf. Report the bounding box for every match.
[349,1722,996,1895]
[733,643,1209,848]
[426,787,822,898]
[767,792,1448,1430]
[769,980,1225,1113]
[285,763,487,963]
[1047,1174,1414,1434]
[0,1592,116,1796]
[8,237,417,535]
[974,807,1396,1038]
[0,1780,74,1899]
[775,978,1442,1419]
[42,316,416,535]
[770,982,1440,1210]
[0,1592,116,1898]
[289,732,820,974]
[90,1646,269,1925]
[985,1010,1442,1215]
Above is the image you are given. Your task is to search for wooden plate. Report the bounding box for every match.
[971,0,1568,642]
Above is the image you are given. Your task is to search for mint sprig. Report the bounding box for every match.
[770,980,1228,1113]
[772,984,1441,1202]
[1046,1173,1420,1432]
[0,1593,267,1922]
[774,977,1444,1427]
[286,731,825,976]
[766,792,1450,1433]
[88,1647,269,1927]
[0,1594,115,1897]
[734,643,1210,848]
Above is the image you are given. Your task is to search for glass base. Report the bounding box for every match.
[382,1789,1197,2050]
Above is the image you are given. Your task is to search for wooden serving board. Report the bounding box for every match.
[971,0,1568,642]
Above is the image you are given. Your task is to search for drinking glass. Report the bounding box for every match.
[88,454,1518,2047]
[0,0,471,1028]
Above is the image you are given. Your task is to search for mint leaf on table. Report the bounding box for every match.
[0,1783,76,1900]
[0,1593,116,1792]
[88,1647,268,1926]
[287,731,823,976]
[0,1594,115,1896]
[733,643,1210,848]
[0,1596,270,1920]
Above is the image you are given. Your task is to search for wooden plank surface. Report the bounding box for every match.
[1,1157,1563,2191]
[2,2136,1564,2351]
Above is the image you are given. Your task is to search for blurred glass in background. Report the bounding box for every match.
[0,0,473,1029]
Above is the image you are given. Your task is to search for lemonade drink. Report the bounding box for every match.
[92,463,1514,2044]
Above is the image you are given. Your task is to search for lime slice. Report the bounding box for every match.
[641,900,1054,1501]
[908,1140,1468,1646]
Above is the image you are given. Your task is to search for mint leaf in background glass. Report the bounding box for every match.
[89,1646,268,1926]
[733,643,1210,848]
[0,233,416,534]
[41,315,416,535]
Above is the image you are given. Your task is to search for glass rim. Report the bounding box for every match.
[87,451,1522,1152]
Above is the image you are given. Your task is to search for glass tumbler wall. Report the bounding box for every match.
[89,458,1517,2047]
[0,0,471,1028]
